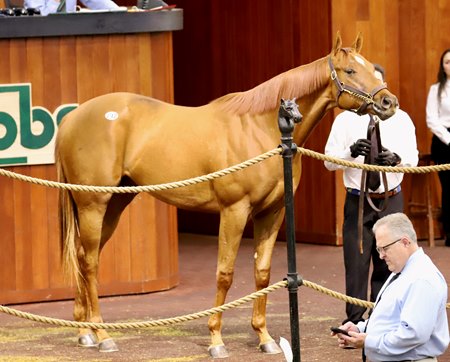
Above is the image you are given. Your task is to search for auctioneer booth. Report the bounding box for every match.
[0,9,182,304]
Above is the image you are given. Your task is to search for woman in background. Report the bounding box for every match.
[426,48,450,246]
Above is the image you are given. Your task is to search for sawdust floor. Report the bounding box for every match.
[0,233,449,362]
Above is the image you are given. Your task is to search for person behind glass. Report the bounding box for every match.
[333,213,449,362]
[324,64,419,325]
[24,0,119,15]
[426,49,450,247]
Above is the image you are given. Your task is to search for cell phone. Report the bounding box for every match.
[330,327,351,336]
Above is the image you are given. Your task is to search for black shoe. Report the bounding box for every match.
[445,238,450,247]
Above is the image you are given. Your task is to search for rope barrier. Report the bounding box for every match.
[296,146,450,173]
[1,146,449,329]
[1,279,448,329]
[0,148,282,193]
[0,281,287,329]
[0,147,449,193]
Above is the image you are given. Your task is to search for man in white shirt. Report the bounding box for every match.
[333,213,449,362]
[324,64,419,325]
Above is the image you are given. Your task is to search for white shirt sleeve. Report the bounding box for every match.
[80,0,119,10]
[426,84,450,145]
[24,0,60,15]
[324,113,356,171]
[389,110,419,167]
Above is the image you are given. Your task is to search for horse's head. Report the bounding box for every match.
[328,33,398,120]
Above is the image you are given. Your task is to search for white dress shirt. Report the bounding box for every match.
[24,0,119,15]
[356,248,449,361]
[426,81,450,145]
[324,110,419,193]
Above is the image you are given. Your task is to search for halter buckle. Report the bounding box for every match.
[330,70,337,81]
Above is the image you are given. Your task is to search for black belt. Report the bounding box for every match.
[346,185,401,199]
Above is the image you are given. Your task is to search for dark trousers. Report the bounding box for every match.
[431,135,450,240]
[342,191,403,323]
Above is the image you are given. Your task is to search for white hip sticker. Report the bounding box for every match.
[105,111,119,121]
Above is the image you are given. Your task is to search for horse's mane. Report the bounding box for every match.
[210,56,329,115]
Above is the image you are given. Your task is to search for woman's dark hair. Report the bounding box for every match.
[437,49,450,104]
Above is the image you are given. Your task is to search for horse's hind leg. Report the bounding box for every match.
[87,193,136,352]
[251,208,285,354]
[208,204,249,358]
[74,271,98,348]
[74,199,114,351]
[75,193,135,353]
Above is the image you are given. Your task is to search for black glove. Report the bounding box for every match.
[350,139,371,158]
[375,147,401,166]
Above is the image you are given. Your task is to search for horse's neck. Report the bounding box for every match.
[213,56,329,117]
[293,82,335,146]
[214,56,334,146]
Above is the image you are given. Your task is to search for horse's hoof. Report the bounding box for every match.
[77,333,98,348]
[260,340,282,354]
[98,338,119,352]
[208,344,229,358]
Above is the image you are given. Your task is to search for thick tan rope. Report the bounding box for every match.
[1,147,449,193]
[0,148,282,193]
[1,147,449,328]
[297,146,450,173]
[0,281,286,329]
[1,279,448,329]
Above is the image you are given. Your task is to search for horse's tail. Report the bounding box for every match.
[56,151,81,286]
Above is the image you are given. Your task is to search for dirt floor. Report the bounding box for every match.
[0,233,449,362]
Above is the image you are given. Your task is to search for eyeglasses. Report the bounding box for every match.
[376,238,402,254]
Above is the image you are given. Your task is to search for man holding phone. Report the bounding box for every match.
[332,213,448,362]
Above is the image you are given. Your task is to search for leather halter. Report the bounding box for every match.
[328,56,387,115]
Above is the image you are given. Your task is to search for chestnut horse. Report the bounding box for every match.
[55,33,398,357]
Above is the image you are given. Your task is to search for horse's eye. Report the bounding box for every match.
[344,68,355,75]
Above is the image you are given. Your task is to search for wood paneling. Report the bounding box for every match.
[169,0,335,244]
[335,0,449,241]
[0,32,179,304]
[314,0,448,242]
[160,0,446,244]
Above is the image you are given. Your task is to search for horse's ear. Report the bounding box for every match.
[352,32,363,53]
[332,31,342,56]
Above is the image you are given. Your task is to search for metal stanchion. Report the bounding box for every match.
[277,98,302,362]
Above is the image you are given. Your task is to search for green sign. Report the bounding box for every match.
[0,83,77,166]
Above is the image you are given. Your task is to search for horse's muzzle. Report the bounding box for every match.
[373,94,399,120]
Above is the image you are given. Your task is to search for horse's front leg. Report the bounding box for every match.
[251,207,285,354]
[208,204,249,358]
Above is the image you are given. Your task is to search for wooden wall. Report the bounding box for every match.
[169,0,449,244]
[0,33,179,304]
[167,0,336,243]
[333,0,449,241]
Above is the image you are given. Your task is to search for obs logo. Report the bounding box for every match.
[0,84,77,166]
